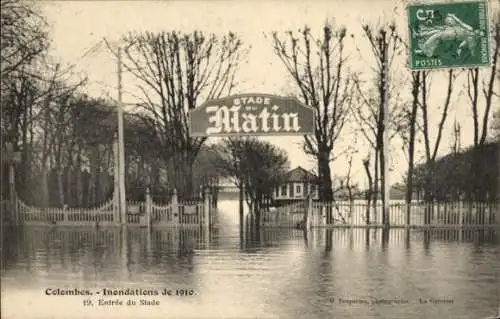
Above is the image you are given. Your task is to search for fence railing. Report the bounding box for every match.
[262,200,500,228]
[4,188,215,228]
[10,196,116,226]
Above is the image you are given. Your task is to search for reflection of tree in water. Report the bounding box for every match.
[325,229,333,252]
[243,215,263,251]
[1,227,208,288]
[365,228,371,250]
[1,226,24,269]
[381,228,390,249]
[0,228,124,276]
[147,229,198,275]
[62,230,118,273]
[242,219,311,251]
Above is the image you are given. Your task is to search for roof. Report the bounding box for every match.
[285,166,318,182]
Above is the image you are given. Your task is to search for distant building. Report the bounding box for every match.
[273,166,320,203]
[217,178,239,194]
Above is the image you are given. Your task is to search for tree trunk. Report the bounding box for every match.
[151,162,159,196]
[378,83,388,227]
[87,146,97,206]
[479,25,499,145]
[41,169,49,207]
[406,130,416,218]
[423,161,435,224]
[363,159,372,224]
[318,151,333,201]
[184,150,197,199]
[66,167,73,207]
[406,72,420,223]
[20,108,29,200]
[139,156,145,186]
[76,152,83,207]
[318,150,333,224]
[57,168,65,207]
[255,193,262,229]
[239,180,244,232]
[372,148,379,223]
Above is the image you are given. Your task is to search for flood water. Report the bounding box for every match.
[1,198,500,319]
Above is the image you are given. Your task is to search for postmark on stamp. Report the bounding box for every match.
[407,1,491,70]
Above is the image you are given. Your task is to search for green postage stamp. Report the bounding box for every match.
[407,1,491,70]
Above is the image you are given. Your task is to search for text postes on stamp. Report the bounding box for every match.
[407,1,491,70]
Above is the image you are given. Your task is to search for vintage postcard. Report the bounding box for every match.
[1,0,499,318]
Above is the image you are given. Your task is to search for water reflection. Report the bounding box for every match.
[1,224,500,319]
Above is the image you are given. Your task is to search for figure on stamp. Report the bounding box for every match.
[413,13,485,58]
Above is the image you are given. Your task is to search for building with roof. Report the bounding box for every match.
[273,166,319,203]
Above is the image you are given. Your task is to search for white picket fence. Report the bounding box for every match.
[4,188,215,228]
[8,197,116,226]
[262,200,500,228]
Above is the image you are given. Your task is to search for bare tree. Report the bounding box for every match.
[118,31,247,199]
[1,0,51,142]
[270,22,355,224]
[352,23,402,226]
[419,69,457,204]
[450,119,461,155]
[362,156,373,221]
[406,72,421,209]
[1,58,86,204]
[394,71,421,219]
[0,0,48,81]
[466,21,500,147]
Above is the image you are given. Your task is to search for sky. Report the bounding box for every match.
[40,0,500,189]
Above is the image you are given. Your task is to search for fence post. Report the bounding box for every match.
[172,188,179,225]
[306,194,313,229]
[204,188,211,230]
[145,188,152,228]
[459,200,463,228]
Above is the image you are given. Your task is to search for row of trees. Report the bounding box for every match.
[270,17,499,223]
[0,0,285,210]
[2,0,499,212]
[413,141,499,202]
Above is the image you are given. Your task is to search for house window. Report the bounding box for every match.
[295,184,302,197]
[304,183,309,195]
[275,188,279,197]
[280,185,288,197]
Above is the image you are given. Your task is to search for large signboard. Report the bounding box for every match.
[188,94,315,137]
[407,1,490,70]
